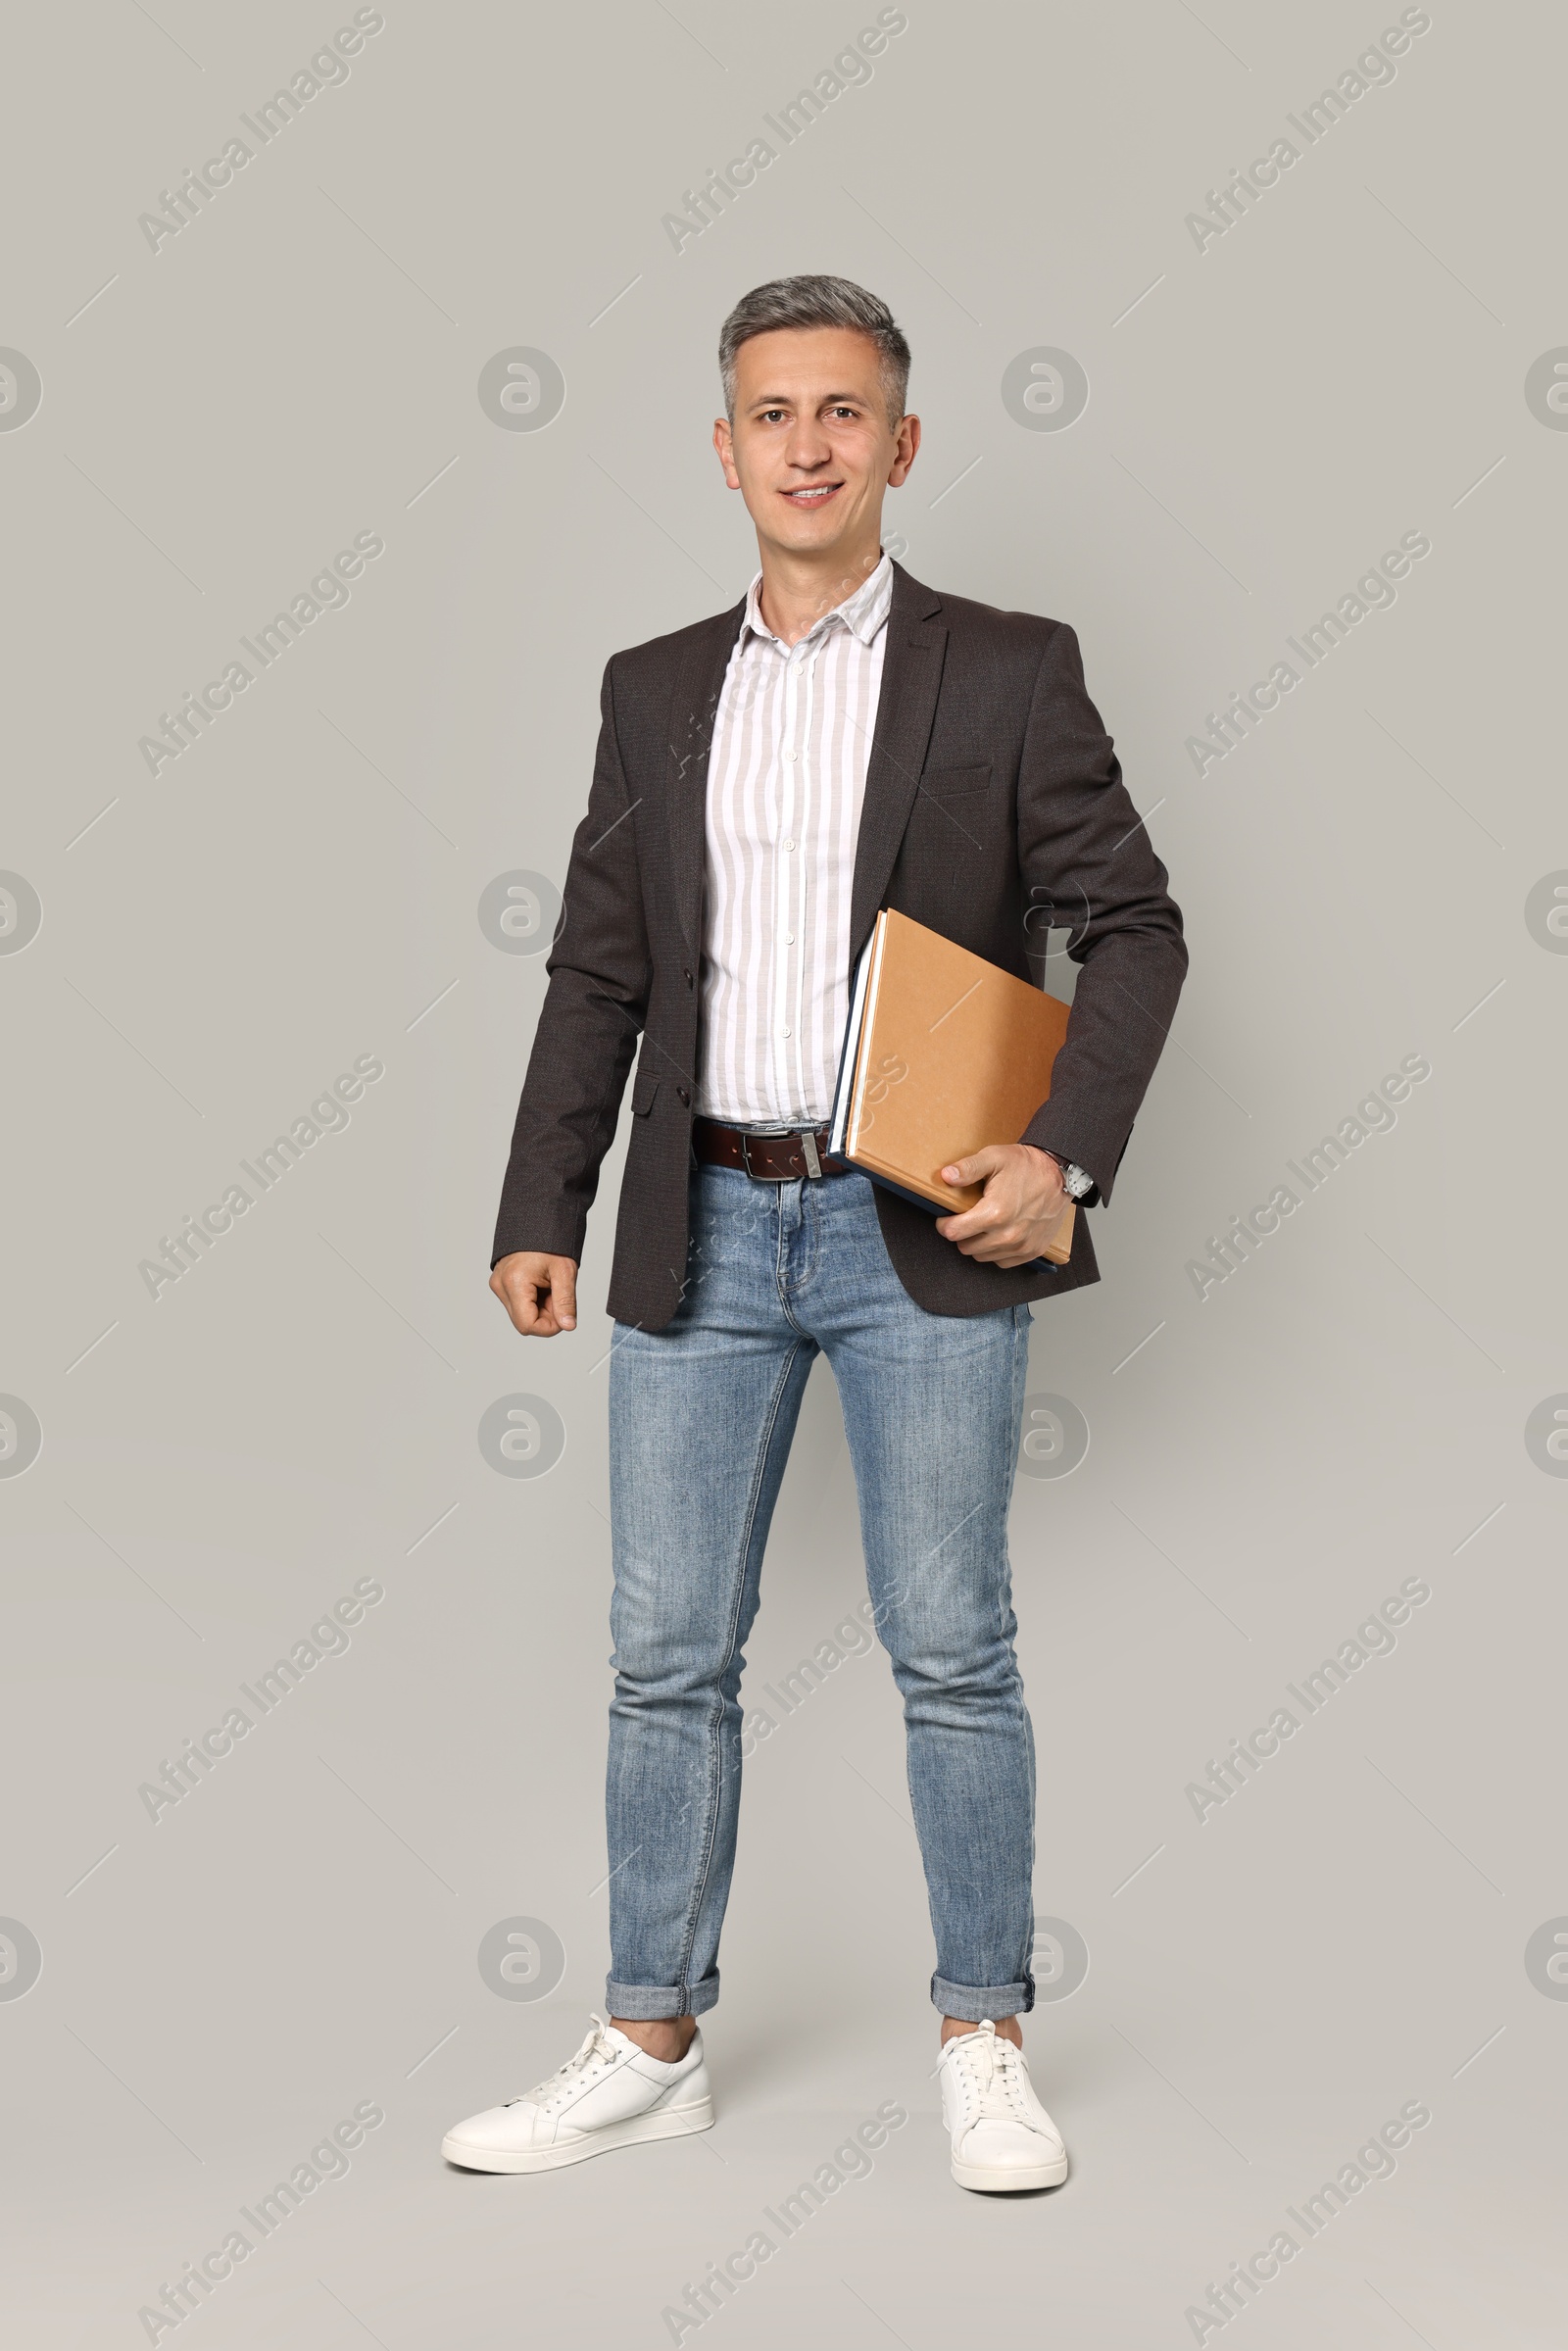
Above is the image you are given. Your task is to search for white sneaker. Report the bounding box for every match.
[938,2019,1069,2191]
[441,2014,713,2174]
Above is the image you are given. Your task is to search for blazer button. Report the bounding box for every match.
[676,1086,690,1105]
[683,967,694,988]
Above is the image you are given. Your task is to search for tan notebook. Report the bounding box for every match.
[828,909,1077,1267]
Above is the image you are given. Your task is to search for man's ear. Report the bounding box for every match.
[887,413,920,488]
[712,416,741,489]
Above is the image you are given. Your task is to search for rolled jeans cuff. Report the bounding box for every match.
[606,1973,720,2021]
[932,1971,1034,2022]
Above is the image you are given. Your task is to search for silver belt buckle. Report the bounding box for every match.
[738,1130,782,1182]
[736,1127,823,1181]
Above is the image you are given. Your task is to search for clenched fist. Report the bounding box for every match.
[490,1251,578,1336]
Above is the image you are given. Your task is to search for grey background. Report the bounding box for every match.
[3,1,1564,2343]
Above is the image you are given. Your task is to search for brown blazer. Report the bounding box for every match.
[493,563,1187,1331]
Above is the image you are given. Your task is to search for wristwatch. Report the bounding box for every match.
[1046,1151,1095,1201]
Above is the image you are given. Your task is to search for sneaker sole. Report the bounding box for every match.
[442,2096,714,2174]
[952,2150,1069,2193]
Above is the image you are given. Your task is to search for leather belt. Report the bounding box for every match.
[694,1117,851,1182]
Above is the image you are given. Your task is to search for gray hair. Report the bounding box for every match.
[718,275,910,427]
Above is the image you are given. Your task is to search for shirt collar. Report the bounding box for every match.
[740,551,894,652]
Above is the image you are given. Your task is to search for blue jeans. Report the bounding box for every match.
[605,1161,1038,2023]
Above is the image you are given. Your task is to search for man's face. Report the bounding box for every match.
[713,325,918,565]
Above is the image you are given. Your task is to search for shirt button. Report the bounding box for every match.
[783,931,795,944]
[782,838,796,852]
[783,749,797,762]
[778,1026,791,1039]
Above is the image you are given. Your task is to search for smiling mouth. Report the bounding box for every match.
[781,484,842,504]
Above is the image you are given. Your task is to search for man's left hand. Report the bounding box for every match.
[935,1144,1071,1267]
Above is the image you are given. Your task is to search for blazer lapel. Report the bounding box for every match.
[665,595,747,959]
[848,563,947,964]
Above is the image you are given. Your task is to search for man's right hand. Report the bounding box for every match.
[490,1252,578,1337]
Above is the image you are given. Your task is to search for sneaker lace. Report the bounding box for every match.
[949,2020,1029,2123]
[507,2015,617,2108]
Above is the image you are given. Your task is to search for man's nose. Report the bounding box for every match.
[783,425,832,468]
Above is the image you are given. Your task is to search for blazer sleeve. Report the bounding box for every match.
[491,659,652,1266]
[1014,621,1188,1203]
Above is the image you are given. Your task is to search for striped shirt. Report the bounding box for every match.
[696,555,894,1125]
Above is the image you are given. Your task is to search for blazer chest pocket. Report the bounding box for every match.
[630,1067,661,1116]
[921,761,993,798]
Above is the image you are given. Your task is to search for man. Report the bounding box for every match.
[443,276,1186,2192]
